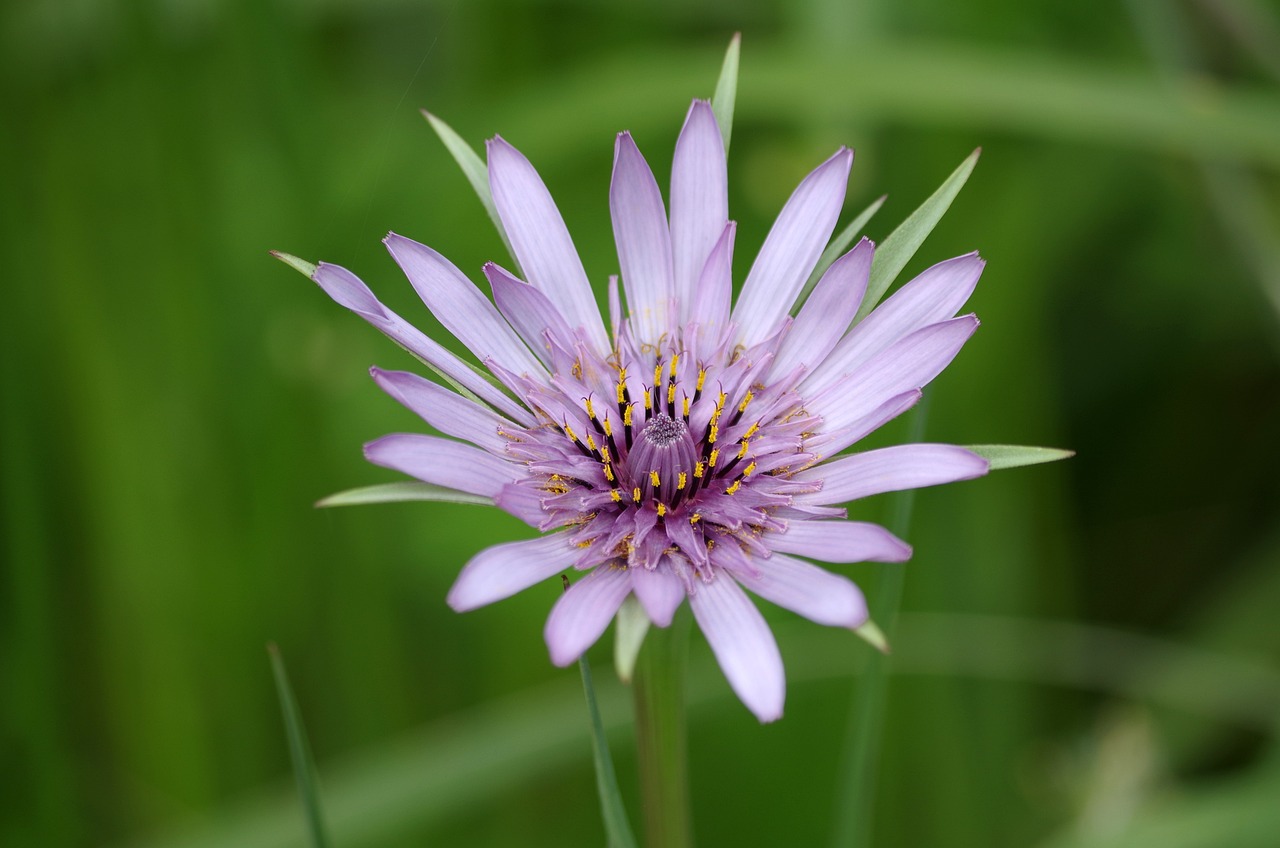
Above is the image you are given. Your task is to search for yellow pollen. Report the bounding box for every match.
[682,397,690,419]
[616,378,627,404]
[670,353,679,376]
[649,470,661,487]
[572,360,583,379]
[564,424,579,443]
[610,489,622,502]
[576,539,593,548]
[738,390,754,413]
[656,503,667,517]
[696,368,706,392]
[726,479,742,495]
[690,512,702,524]
[694,461,705,478]
[743,461,757,478]
[584,398,595,419]
[603,418,613,437]
[677,471,688,490]
[708,424,718,444]
[586,433,598,452]
[738,439,750,459]
[716,391,727,411]
[743,423,760,439]
[632,487,642,503]
[623,404,633,426]
[644,392,652,411]
[667,382,676,405]
[709,448,720,467]
[653,363,663,387]
[603,463,615,482]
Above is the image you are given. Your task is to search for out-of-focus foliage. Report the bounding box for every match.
[2,0,1279,846]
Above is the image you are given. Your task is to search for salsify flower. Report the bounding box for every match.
[305,100,990,722]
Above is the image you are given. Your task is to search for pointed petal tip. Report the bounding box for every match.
[271,250,318,278]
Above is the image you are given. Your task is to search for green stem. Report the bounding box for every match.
[829,400,929,848]
[632,612,694,848]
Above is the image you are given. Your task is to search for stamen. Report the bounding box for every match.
[742,461,757,478]
[610,489,622,502]
[632,487,642,503]
[656,503,667,518]
[602,463,615,482]
[693,461,705,478]
[738,439,750,459]
[708,448,720,468]
[726,479,742,495]
[738,390,754,414]
[677,471,688,490]
[681,396,690,421]
[649,470,661,488]
[584,398,596,420]
[690,512,701,524]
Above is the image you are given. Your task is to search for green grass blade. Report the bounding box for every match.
[854,150,979,322]
[968,444,1075,470]
[567,580,638,848]
[315,482,493,508]
[267,645,332,848]
[711,34,741,153]
[796,194,887,310]
[422,111,522,276]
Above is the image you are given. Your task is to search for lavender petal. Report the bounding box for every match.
[770,519,912,563]
[363,433,522,497]
[448,533,576,611]
[689,575,785,722]
[735,553,869,629]
[544,566,633,666]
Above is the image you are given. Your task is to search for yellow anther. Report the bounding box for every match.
[572,359,583,379]
[564,424,579,443]
[738,439,750,459]
[632,487,642,503]
[584,398,596,419]
[577,539,593,548]
[743,422,760,439]
[644,392,653,411]
[656,503,667,518]
[738,390,754,413]
[616,377,627,404]
[669,353,679,376]
[653,363,664,387]
[708,424,718,444]
[726,479,742,495]
[682,397,690,419]
[677,471,688,490]
[696,368,706,392]
[649,470,661,487]
[743,461,757,478]
[603,463,615,482]
[623,404,634,427]
[716,391,727,410]
[586,433,598,452]
[690,512,702,524]
[666,382,676,405]
[694,461,705,478]
[708,448,720,468]
[603,418,613,437]
[610,489,623,503]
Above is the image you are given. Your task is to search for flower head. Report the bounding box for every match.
[308,99,989,722]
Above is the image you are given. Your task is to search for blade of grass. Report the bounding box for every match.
[564,577,638,848]
[267,644,331,848]
[828,399,929,848]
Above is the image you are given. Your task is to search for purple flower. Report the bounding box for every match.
[310,100,990,722]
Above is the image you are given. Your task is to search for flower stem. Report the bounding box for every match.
[632,610,694,848]
[829,400,929,848]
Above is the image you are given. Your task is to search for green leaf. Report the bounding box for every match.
[268,644,331,848]
[796,194,887,309]
[270,250,317,279]
[422,110,522,276]
[315,482,493,508]
[968,444,1075,471]
[567,578,639,848]
[711,33,741,154]
[854,149,980,322]
[613,597,650,684]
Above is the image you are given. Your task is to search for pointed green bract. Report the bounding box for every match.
[797,194,888,309]
[854,620,890,654]
[854,149,981,323]
[968,444,1075,470]
[270,250,318,279]
[268,645,332,848]
[422,111,522,276]
[316,482,492,508]
[613,596,650,684]
[711,34,741,154]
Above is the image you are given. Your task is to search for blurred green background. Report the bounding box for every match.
[4,0,1280,846]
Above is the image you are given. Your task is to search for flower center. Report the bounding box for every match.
[641,412,686,447]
